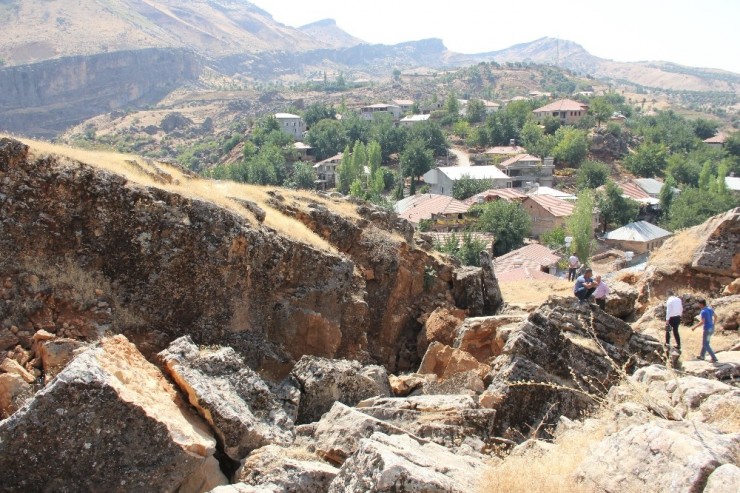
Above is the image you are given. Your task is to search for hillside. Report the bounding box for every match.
[0,0,327,65]
[299,18,365,49]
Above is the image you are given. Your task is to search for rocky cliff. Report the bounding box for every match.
[0,48,202,138]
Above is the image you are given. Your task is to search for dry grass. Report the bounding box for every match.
[4,135,354,253]
[500,279,574,306]
[646,227,703,275]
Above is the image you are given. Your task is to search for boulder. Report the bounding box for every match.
[179,456,229,493]
[0,372,31,418]
[159,336,294,461]
[327,432,484,493]
[680,352,740,381]
[575,421,740,492]
[356,394,496,451]
[0,357,36,383]
[705,464,740,493]
[0,327,19,351]
[604,280,638,319]
[416,307,464,356]
[452,315,522,362]
[37,338,85,382]
[418,342,490,380]
[451,251,503,317]
[388,373,427,397]
[291,356,391,424]
[418,370,485,396]
[235,444,338,492]
[0,335,219,492]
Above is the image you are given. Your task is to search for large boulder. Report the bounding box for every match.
[417,342,490,380]
[0,372,31,418]
[416,306,464,356]
[604,280,638,319]
[291,356,391,424]
[159,336,294,461]
[235,444,338,492]
[452,315,522,362]
[327,432,484,493]
[0,335,223,492]
[451,251,503,316]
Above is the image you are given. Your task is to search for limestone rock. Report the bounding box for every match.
[576,421,740,493]
[37,338,85,382]
[235,444,338,492]
[0,327,19,351]
[452,251,503,316]
[722,277,740,296]
[291,356,391,424]
[705,464,740,493]
[159,336,294,461]
[327,432,484,493]
[418,342,490,380]
[210,484,281,493]
[0,372,31,418]
[0,357,36,383]
[178,456,229,493]
[680,352,740,381]
[419,370,485,396]
[416,307,463,356]
[452,315,522,362]
[356,394,496,451]
[0,335,218,492]
[604,280,638,319]
[691,207,739,277]
[388,373,427,397]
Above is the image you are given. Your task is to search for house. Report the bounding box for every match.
[493,243,562,281]
[533,99,589,125]
[483,100,500,114]
[396,194,471,229]
[484,140,528,164]
[426,231,496,252]
[498,155,555,188]
[521,195,576,237]
[313,152,342,189]
[291,142,314,162]
[360,103,402,121]
[703,133,727,149]
[422,166,509,196]
[393,99,415,114]
[528,185,577,201]
[463,188,527,205]
[726,176,740,195]
[399,114,431,127]
[603,221,672,254]
[275,113,306,140]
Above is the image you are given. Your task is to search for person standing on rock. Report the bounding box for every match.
[574,268,598,302]
[593,275,610,310]
[568,254,580,282]
[691,298,719,363]
[665,290,683,352]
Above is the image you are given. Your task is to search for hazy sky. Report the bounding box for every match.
[252,0,740,73]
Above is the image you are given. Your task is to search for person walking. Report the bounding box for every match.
[593,275,610,310]
[665,290,683,352]
[568,254,580,282]
[573,268,598,302]
[691,298,719,363]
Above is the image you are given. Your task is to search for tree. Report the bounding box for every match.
[306,119,347,160]
[589,97,614,127]
[336,145,354,194]
[392,69,402,81]
[659,175,677,219]
[303,103,334,127]
[465,99,486,124]
[290,162,316,189]
[576,160,610,190]
[400,139,434,184]
[445,93,460,119]
[542,116,561,135]
[699,161,713,191]
[452,120,471,140]
[367,140,382,175]
[664,187,738,231]
[473,201,531,255]
[371,115,408,162]
[596,182,639,233]
[624,142,668,177]
[725,131,740,158]
[452,175,492,200]
[409,122,448,156]
[693,118,720,140]
[567,191,596,263]
[552,127,588,166]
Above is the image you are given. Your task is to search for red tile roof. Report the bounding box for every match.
[523,195,575,217]
[485,145,528,155]
[533,99,588,113]
[617,181,650,201]
[494,243,561,274]
[398,195,470,223]
[463,188,527,205]
[498,154,542,168]
[703,133,727,144]
[497,267,561,283]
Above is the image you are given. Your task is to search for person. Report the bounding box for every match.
[593,275,610,310]
[573,268,598,302]
[665,290,683,352]
[568,254,580,282]
[691,298,719,363]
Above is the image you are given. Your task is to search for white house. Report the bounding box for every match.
[275,113,306,140]
[399,114,431,127]
[359,104,402,121]
[422,166,509,196]
[313,152,342,189]
[497,154,555,188]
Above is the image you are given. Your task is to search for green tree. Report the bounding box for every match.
[466,99,486,124]
[336,145,354,194]
[664,187,738,230]
[540,225,567,250]
[473,201,531,255]
[244,144,284,185]
[367,140,382,175]
[725,131,740,158]
[452,175,492,200]
[624,142,668,177]
[303,103,334,127]
[392,69,402,81]
[400,140,434,184]
[693,118,720,140]
[519,120,544,151]
[567,191,596,262]
[452,120,471,140]
[445,92,460,119]
[290,162,316,189]
[457,233,489,266]
[596,182,639,233]
[351,140,368,179]
[699,161,713,191]
[589,97,615,127]
[542,116,561,135]
[306,119,348,160]
[371,115,408,162]
[552,127,588,166]
[576,160,610,190]
[409,122,448,156]
[659,175,677,219]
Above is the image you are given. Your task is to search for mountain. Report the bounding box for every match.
[298,18,365,49]
[0,0,328,65]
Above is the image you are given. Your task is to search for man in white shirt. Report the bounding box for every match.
[665,290,683,351]
[568,254,579,282]
[593,275,610,310]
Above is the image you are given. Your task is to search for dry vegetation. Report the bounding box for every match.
[644,227,704,275]
[5,135,365,254]
[500,279,574,306]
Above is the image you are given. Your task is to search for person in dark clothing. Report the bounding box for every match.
[573,268,598,302]
[664,289,683,351]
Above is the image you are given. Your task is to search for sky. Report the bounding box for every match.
[252,0,740,73]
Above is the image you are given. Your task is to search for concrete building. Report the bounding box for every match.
[603,221,672,254]
[359,104,402,121]
[313,152,342,190]
[498,154,555,188]
[533,99,589,125]
[399,114,431,127]
[275,113,306,140]
[422,166,509,196]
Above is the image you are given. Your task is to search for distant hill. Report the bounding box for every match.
[299,18,364,49]
[0,0,328,65]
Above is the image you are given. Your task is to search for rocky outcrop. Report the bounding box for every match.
[0,335,224,492]
[452,251,504,317]
[418,341,490,379]
[327,432,484,493]
[235,445,338,492]
[159,336,294,462]
[691,207,740,277]
[291,356,391,424]
[0,372,31,418]
[604,280,639,319]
